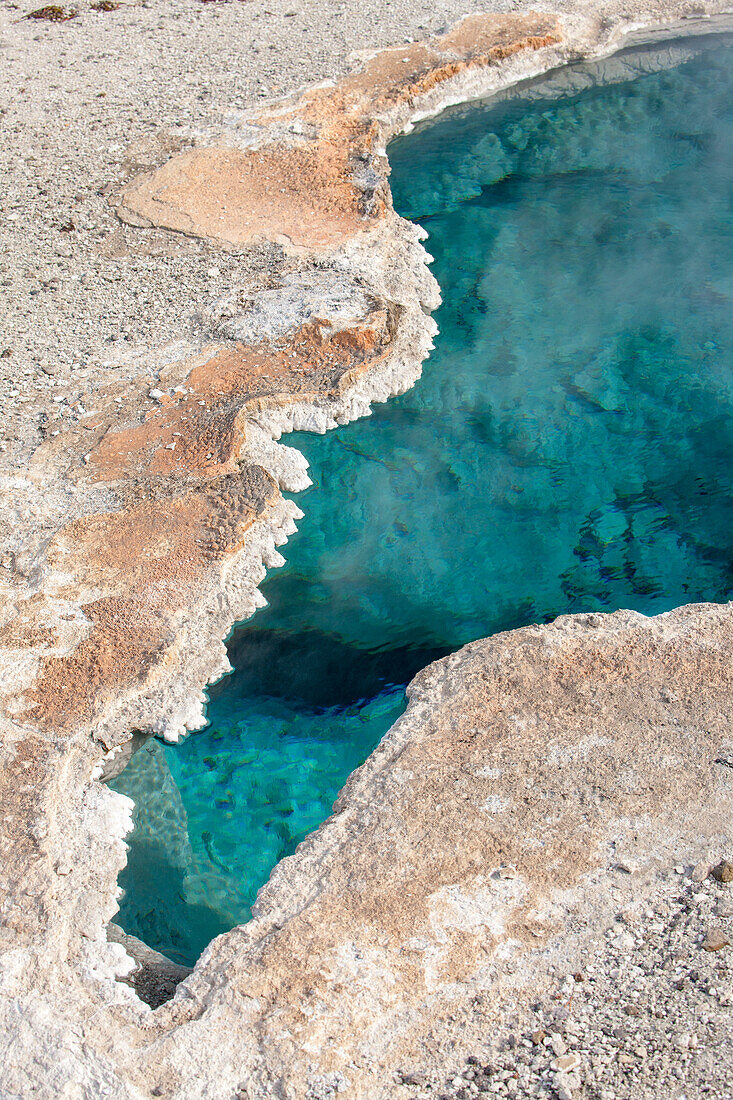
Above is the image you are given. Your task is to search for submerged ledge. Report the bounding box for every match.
[1,4,733,1098]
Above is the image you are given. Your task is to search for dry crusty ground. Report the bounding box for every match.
[0,0,522,424]
[396,864,733,1100]
[1,3,732,1099]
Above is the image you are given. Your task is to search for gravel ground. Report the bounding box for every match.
[0,0,524,440]
[396,861,733,1100]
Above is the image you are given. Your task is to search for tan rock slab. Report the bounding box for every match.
[114,13,561,251]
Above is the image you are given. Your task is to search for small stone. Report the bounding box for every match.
[55,861,72,876]
[399,1072,424,1086]
[691,861,713,882]
[554,1075,573,1100]
[149,388,165,400]
[531,1029,546,1045]
[712,860,733,884]
[702,928,730,952]
[550,1034,567,1057]
[498,864,517,879]
[551,1054,580,1073]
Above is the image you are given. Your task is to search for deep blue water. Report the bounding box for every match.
[112,38,733,966]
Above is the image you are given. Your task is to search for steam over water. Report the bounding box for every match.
[113,37,733,966]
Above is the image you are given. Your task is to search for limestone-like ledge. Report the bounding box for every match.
[1,3,732,1097]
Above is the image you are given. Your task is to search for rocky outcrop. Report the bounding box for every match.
[1,3,732,1097]
[3,604,733,1097]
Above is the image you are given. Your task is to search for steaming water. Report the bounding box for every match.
[112,38,733,966]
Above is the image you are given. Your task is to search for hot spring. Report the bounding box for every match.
[112,35,733,967]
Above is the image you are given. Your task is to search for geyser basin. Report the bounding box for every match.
[112,36,733,967]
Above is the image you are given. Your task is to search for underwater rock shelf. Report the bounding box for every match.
[1,4,732,1098]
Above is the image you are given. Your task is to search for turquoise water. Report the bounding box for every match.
[112,38,733,967]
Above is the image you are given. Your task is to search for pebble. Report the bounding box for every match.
[550,1034,567,1057]
[428,854,733,1100]
[554,1077,574,1100]
[690,860,712,882]
[701,928,730,952]
[551,1054,581,1073]
[712,860,733,884]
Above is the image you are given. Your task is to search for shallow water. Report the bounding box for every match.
[112,38,733,966]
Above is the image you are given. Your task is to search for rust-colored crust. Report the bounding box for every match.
[13,304,397,734]
[25,468,278,731]
[114,141,370,250]
[114,13,561,250]
[6,13,564,739]
[86,308,397,483]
